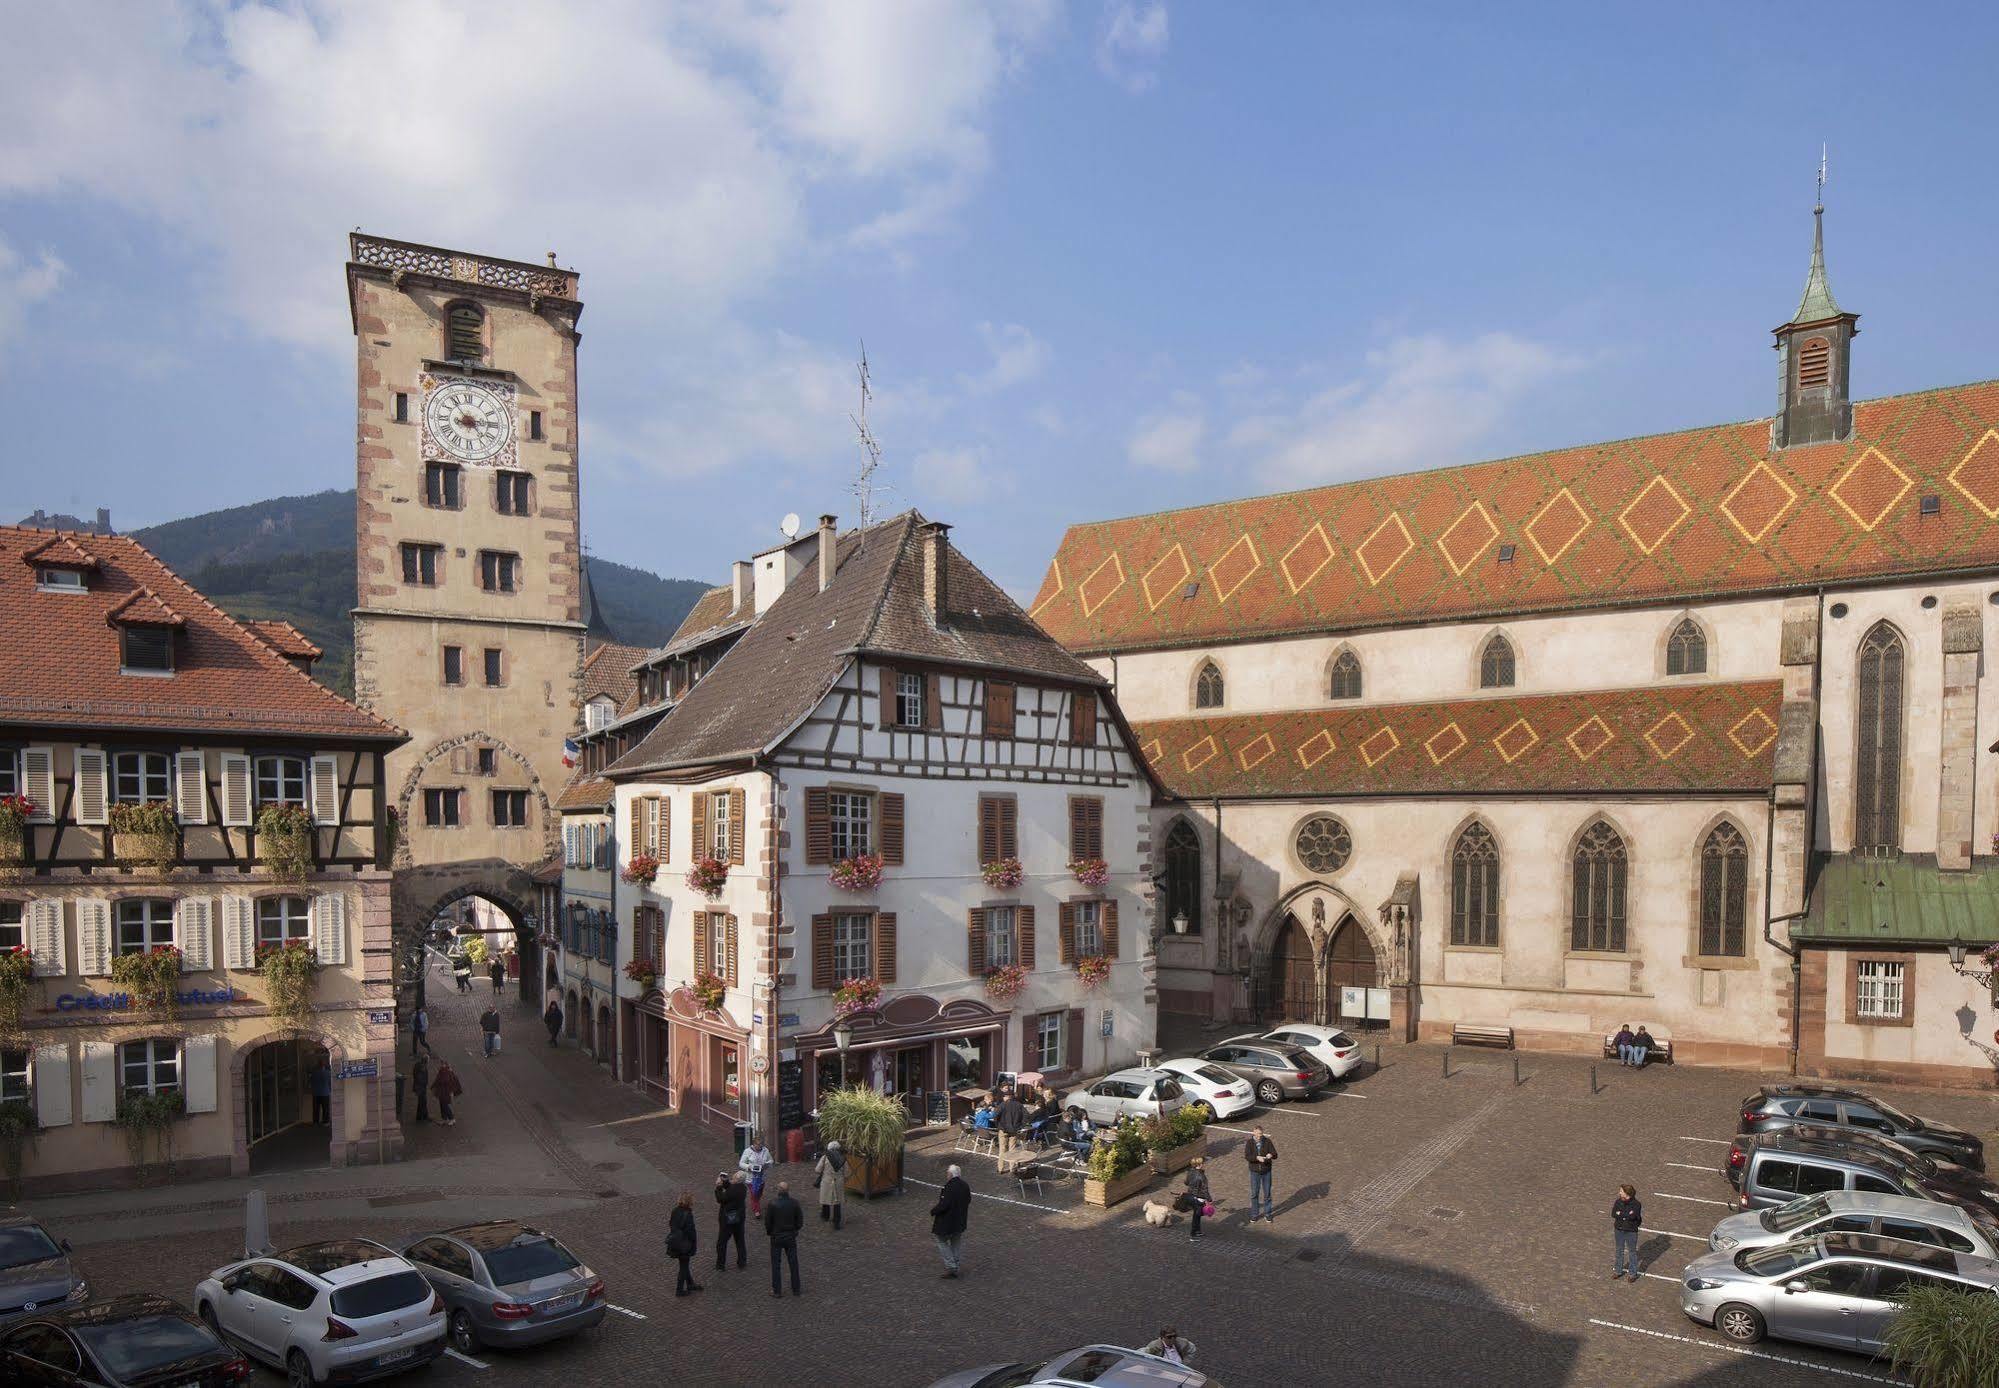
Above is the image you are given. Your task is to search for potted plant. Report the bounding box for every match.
[0,794,33,881]
[109,801,177,872]
[258,939,320,1030]
[815,1084,908,1199]
[110,944,183,1019]
[622,957,658,992]
[1069,857,1109,889]
[831,976,881,1021]
[983,962,1027,1002]
[683,855,726,897]
[829,853,885,893]
[979,857,1023,890]
[691,970,726,1013]
[1083,1116,1154,1207]
[0,947,32,1038]
[1145,1100,1211,1175]
[115,1089,184,1185]
[1076,954,1111,990]
[0,1099,33,1200]
[1883,1280,1999,1385]
[256,803,314,883]
[622,853,660,887]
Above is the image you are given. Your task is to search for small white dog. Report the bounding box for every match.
[1141,1199,1179,1227]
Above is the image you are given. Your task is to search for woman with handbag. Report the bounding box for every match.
[666,1192,702,1296]
[1178,1157,1213,1242]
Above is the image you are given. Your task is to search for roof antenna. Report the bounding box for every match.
[1816,143,1827,213]
[849,343,893,526]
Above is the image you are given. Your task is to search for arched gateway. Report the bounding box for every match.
[1246,881,1412,1033]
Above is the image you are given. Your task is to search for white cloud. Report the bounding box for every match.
[914,445,994,505]
[1127,395,1206,472]
[1029,403,1066,434]
[0,238,64,362]
[1097,1,1169,93]
[960,321,1048,394]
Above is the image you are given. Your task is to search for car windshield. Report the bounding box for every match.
[328,1270,431,1319]
[76,1314,219,1378]
[1193,1065,1237,1086]
[1739,1244,1820,1277]
[976,1361,1050,1388]
[1763,1195,1834,1233]
[1866,1097,1918,1129]
[0,1225,60,1269]
[482,1238,580,1286]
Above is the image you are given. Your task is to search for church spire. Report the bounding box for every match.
[1790,201,1844,325]
[1771,154,1859,450]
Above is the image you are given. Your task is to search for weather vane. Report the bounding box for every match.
[1817,144,1827,211]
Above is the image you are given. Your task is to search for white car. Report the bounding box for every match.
[1708,1190,1999,1258]
[1155,1058,1256,1120]
[197,1238,445,1387]
[1254,1023,1364,1080]
[1062,1068,1190,1126]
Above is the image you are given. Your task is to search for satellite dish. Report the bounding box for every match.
[780,513,801,539]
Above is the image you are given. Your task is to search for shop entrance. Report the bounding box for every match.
[245,1038,329,1172]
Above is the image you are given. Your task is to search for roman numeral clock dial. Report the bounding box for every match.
[421,378,515,464]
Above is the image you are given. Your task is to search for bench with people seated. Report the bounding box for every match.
[1602,1025,1673,1066]
[1450,1022,1515,1050]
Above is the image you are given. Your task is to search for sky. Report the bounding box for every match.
[3,2,1998,600]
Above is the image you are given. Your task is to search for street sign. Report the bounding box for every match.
[337,1059,379,1081]
[1100,1009,1113,1038]
[778,1013,800,1027]
[366,1010,393,1026]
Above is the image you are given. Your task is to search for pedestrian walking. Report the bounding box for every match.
[813,1140,847,1230]
[1141,1329,1197,1366]
[453,956,473,992]
[412,1004,433,1057]
[740,1135,774,1217]
[1243,1125,1277,1223]
[480,1005,501,1059]
[994,1086,1027,1173]
[309,1057,331,1126]
[929,1163,971,1279]
[714,1171,748,1270]
[544,999,563,1047]
[666,1192,702,1296]
[1179,1157,1213,1241]
[764,1180,804,1297]
[431,1059,463,1126]
[410,1054,430,1122]
[1611,1183,1643,1282]
[489,957,506,993]
[1612,1023,1637,1067]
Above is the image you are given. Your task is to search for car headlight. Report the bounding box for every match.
[1684,1277,1726,1291]
[69,1279,89,1301]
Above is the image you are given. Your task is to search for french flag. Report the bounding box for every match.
[561,738,579,768]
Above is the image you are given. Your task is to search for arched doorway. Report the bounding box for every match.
[1265,914,1317,1023]
[245,1037,330,1173]
[596,1003,612,1063]
[1325,914,1382,1025]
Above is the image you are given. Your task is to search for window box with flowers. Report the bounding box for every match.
[621,854,660,888]
[832,976,882,1021]
[257,803,315,884]
[1076,954,1112,990]
[257,940,320,1031]
[684,856,727,898]
[109,801,178,872]
[623,957,658,992]
[0,947,32,1038]
[980,857,1023,891]
[0,794,34,881]
[829,853,884,893]
[111,945,185,1020]
[1068,858,1109,889]
[983,963,1028,1003]
[691,971,727,1014]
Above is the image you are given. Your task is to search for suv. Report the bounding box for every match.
[1708,1190,1999,1258]
[0,1212,87,1327]
[1199,1039,1331,1106]
[1739,1084,1985,1170]
[0,1294,248,1387]
[1250,1024,1364,1080]
[1680,1232,1999,1352]
[1726,1126,1999,1218]
[197,1239,445,1386]
[1062,1069,1189,1126]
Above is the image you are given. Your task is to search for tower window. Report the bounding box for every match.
[477,551,519,593]
[1797,337,1831,389]
[424,463,461,509]
[423,788,462,828]
[491,789,530,827]
[401,543,442,586]
[483,648,503,686]
[447,303,485,362]
[394,392,409,424]
[442,645,463,686]
[530,410,544,441]
[495,471,532,515]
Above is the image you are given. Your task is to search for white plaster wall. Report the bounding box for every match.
[1822,948,1994,1070]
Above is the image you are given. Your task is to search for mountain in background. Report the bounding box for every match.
[16,489,706,698]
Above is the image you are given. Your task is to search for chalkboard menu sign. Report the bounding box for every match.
[776,1059,805,1132]
[925,1090,949,1126]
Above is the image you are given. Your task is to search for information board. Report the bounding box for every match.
[337,1058,378,1081]
[776,1059,805,1132]
[926,1090,950,1126]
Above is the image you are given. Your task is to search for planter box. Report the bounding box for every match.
[844,1146,903,1199]
[1083,1164,1153,1208]
[1149,1142,1198,1176]
[113,832,175,870]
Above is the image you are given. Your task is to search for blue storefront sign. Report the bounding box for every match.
[54,987,238,1012]
[337,1059,379,1081]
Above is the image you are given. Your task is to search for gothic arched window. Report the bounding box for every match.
[1194,660,1224,709]
[446,302,486,362]
[1854,622,1905,850]
[1666,618,1707,676]
[1479,634,1516,689]
[1570,820,1628,953]
[1162,819,1202,936]
[1328,649,1363,701]
[1450,822,1499,947]
[1699,822,1749,957]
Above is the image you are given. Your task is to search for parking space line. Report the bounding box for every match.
[1640,1225,1706,1242]
[1663,1162,1715,1172]
[1258,1106,1324,1117]
[1586,1318,1900,1383]
[444,1348,490,1371]
[1636,1272,1679,1283]
[904,1176,1069,1215]
[607,1303,647,1320]
[1677,1136,1732,1145]
[1651,1192,1731,1207]
[1208,1124,1257,1136]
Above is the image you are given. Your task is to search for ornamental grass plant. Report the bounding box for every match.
[814,1085,908,1166]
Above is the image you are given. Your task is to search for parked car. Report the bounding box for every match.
[1680,1232,1999,1352]
[1738,1084,1985,1170]
[1154,1059,1256,1120]
[0,1293,249,1386]
[1725,1126,1999,1220]
[1708,1190,1999,1258]
[196,1238,444,1386]
[400,1221,605,1354]
[1061,1069,1190,1126]
[924,1343,1215,1387]
[1250,1023,1364,1080]
[0,1211,88,1326]
[1199,1039,1331,1106]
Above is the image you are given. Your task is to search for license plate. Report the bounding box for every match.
[542,1292,584,1315]
[375,1348,415,1366]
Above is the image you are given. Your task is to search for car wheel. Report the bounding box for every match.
[287,1349,319,1388]
[1714,1303,1764,1344]
[1256,1080,1284,1106]
[198,1302,220,1335]
[450,1309,479,1353]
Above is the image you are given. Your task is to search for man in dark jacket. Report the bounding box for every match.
[930,1163,972,1279]
[479,1006,501,1059]
[1611,1183,1643,1282]
[489,957,506,992]
[410,1054,430,1123]
[764,1180,805,1297]
[544,1000,563,1047]
[1243,1126,1277,1223]
[994,1088,1027,1173]
[714,1172,748,1270]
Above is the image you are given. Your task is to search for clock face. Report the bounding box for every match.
[423,380,514,463]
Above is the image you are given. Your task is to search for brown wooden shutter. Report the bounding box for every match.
[812,913,835,990]
[925,672,942,730]
[652,912,666,971]
[984,681,1014,738]
[723,914,739,987]
[1067,798,1084,860]
[1021,1017,1038,1070]
[1071,693,1097,746]
[1065,1008,1084,1075]
[1103,899,1120,959]
[1079,797,1104,859]
[1000,797,1018,860]
[629,799,643,858]
[804,787,831,865]
[1018,905,1036,971]
[874,912,896,984]
[878,666,896,729]
[727,788,746,866]
[691,793,707,861]
[978,797,1000,865]
[967,908,986,974]
[692,911,709,977]
[879,792,905,865]
[658,797,670,862]
[1058,902,1076,964]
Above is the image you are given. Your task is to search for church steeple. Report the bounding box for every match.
[1772,190,1859,449]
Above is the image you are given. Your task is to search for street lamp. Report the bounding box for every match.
[832,1020,853,1088]
[1172,911,1189,936]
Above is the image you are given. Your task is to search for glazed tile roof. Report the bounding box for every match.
[0,526,404,741]
[243,619,323,660]
[1032,380,1999,654]
[1132,681,1784,799]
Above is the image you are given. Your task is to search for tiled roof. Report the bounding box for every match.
[21,534,100,570]
[1031,380,1999,654]
[1132,681,1784,799]
[244,619,323,660]
[579,641,646,713]
[556,773,615,812]
[106,586,186,627]
[0,527,404,741]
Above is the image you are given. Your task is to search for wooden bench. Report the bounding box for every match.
[1451,1022,1515,1050]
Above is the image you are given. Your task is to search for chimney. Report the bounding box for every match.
[732,560,752,613]
[817,515,838,592]
[920,521,951,625]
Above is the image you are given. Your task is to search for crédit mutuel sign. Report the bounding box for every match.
[47,987,242,1013]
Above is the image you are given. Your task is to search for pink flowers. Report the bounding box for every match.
[832,976,882,1020]
[0,794,36,823]
[684,856,727,897]
[692,971,727,1012]
[979,857,1023,890]
[1069,858,1109,889]
[829,853,885,892]
[983,964,1027,1001]
[621,854,660,887]
[1076,955,1111,989]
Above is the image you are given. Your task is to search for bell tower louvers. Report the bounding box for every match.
[1771,202,1860,449]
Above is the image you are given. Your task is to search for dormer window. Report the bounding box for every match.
[36,567,85,591]
[122,626,174,674]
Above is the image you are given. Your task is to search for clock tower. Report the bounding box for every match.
[345,234,586,929]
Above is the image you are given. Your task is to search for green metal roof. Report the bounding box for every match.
[1790,205,1847,325]
[1801,854,1999,945]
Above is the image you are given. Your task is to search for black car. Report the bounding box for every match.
[1738,1084,1985,1170]
[0,1293,248,1386]
[0,1212,87,1327]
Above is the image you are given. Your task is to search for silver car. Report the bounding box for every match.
[1681,1232,1999,1352]
[1061,1069,1190,1126]
[924,1343,1215,1387]
[1708,1190,1999,1258]
[400,1222,605,1354]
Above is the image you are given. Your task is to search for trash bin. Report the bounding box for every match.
[733,1121,752,1157]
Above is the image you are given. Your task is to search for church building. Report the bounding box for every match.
[1031,207,1999,1088]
